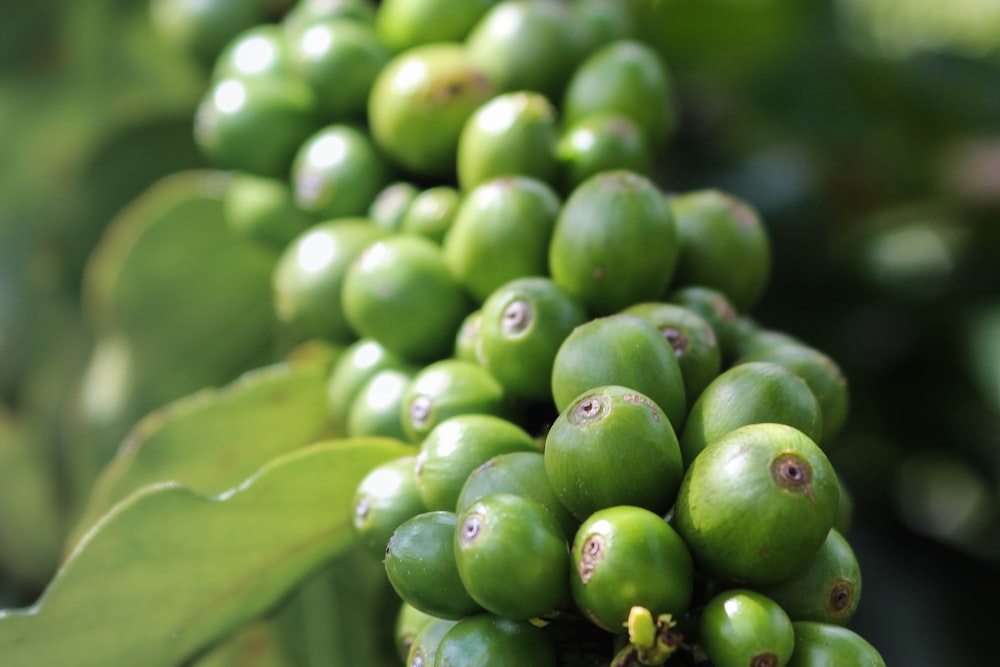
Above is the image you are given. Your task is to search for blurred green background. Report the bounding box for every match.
[2,0,999,665]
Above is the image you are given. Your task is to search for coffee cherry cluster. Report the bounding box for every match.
[177,0,888,665]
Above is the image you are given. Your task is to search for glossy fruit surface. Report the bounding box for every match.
[699,588,795,667]
[548,170,679,316]
[384,511,483,619]
[666,285,741,362]
[212,24,292,82]
[400,186,461,244]
[374,0,497,53]
[326,338,413,434]
[346,368,415,440]
[414,413,535,510]
[571,505,693,633]
[454,493,569,620]
[395,601,437,664]
[672,423,840,585]
[550,314,686,429]
[786,622,886,667]
[556,112,651,194]
[369,181,419,232]
[434,613,558,667]
[400,360,509,443]
[222,172,314,247]
[545,385,683,520]
[342,235,471,363]
[353,455,425,560]
[407,616,459,667]
[679,361,824,467]
[151,0,273,65]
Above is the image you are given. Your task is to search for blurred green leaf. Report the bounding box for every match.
[0,437,411,667]
[67,347,340,553]
[190,619,297,667]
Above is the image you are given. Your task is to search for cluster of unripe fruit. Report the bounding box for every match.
[175,0,889,664]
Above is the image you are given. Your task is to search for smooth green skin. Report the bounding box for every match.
[341,235,471,364]
[787,622,886,667]
[352,455,426,560]
[620,301,722,408]
[346,368,415,440]
[151,0,271,65]
[573,0,636,55]
[407,617,459,667]
[395,602,438,664]
[374,0,498,53]
[288,19,389,120]
[272,219,390,344]
[291,124,390,219]
[756,529,861,626]
[672,423,840,586]
[414,413,535,511]
[457,91,559,192]
[212,24,293,82]
[466,0,581,101]
[478,277,587,401]
[368,181,419,231]
[194,76,319,178]
[679,361,824,468]
[550,314,687,431]
[454,493,569,620]
[666,285,741,363]
[571,506,693,634]
[834,476,853,536]
[668,189,772,313]
[222,172,314,247]
[699,589,795,667]
[443,176,561,304]
[383,511,483,619]
[733,320,803,359]
[283,0,375,40]
[453,309,484,363]
[556,112,651,194]
[456,451,578,540]
[400,359,509,443]
[562,39,674,148]
[548,170,680,316]
[326,338,413,435]
[738,343,850,445]
[400,186,462,244]
[368,44,496,178]
[545,385,683,521]
[434,614,557,667]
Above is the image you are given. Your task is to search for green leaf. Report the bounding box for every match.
[66,347,340,553]
[0,437,410,667]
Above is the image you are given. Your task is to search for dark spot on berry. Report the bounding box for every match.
[577,533,606,584]
[750,653,779,667]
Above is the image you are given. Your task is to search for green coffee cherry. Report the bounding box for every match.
[562,39,674,148]
[453,309,485,364]
[222,172,314,247]
[550,314,686,431]
[666,285,741,362]
[212,24,293,82]
[395,601,438,664]
[291,124,390,219]
[273,219,390,345]
[414,413,536,511]
[679,361,824,468]
[668,189,772,313]
[787,622,886,667]
[434,613,558,667]
[326,338,413,435]
[383,511,482,619]
[368,43,495,178]
[342,235,471,363]
[672,423,840,586]
[442,176,561,303]
[194,75,318,178]
[548,170,679,316]
[456,451,578,540]
[556,112,651,194]
[457,91,559,191]
[756,529,861,625]
[368,181,419,232]
[571,505,694,633]
[406,616,458,667]
[287,18,389,121]
[545,385,683,521]
[400,186,462,244]
[283,0,375,41]
[738,343,850,445]
[346,368,415,440]
[151,0,275,66]
[400,359,509,443]
[478,277,587,401]
[466,0,581,102]
[455,493,569,620]
[620,301,722,407]
[572,0,635,55]
[732,319,803,360]
[374,0,498,53]
[698,589,795,667]
[353,456,425,560]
